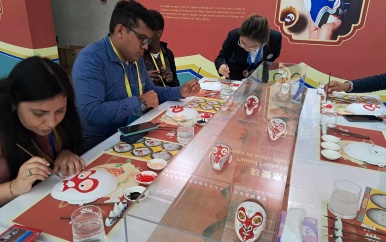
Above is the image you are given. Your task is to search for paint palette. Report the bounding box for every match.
[124,186,149,202]
[136,171,157,185]
[321,150,341,160]
[343,142,386,167]
[147,158,167,171]
[321,142,340,151]
[321,135,340,143]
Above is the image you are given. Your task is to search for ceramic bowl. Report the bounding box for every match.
[321,142,340,151]
[136,171,157,185]
[196,118,209,126]
[321,149,341,160]
[147,158,167,171]
[321,135,340,143]
[123,186,149,202]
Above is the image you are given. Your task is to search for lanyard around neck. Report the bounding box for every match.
[109,37,143,96]
[150,49,166,87]
[31,128,62,165]
[247,47,263,69]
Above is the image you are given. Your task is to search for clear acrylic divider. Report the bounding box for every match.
[124,62,308,241]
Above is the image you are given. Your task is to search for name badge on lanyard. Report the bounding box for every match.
[109,37,143,97]
[247,47,262,69]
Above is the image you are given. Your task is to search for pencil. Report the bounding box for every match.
[16,143,64,179]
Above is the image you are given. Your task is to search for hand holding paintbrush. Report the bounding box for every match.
[219,59,231,80]
[16,143,64,179]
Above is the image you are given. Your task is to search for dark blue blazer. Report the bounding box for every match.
[215,28,282,80]
[351,73,386,93]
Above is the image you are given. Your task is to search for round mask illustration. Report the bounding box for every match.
[194,98,206,103]
[366,208,386,227]
[113,143,133,153]
[278,83,291,101]
[201,104,214,110]
[162,143,182,151]
[144,139,163,147]
[186,102,200,108]
[268,118,287,141]
[151,151,173,161]
[244,95,260,116]
[51,169,118,204]
[234,201,266,242]
[210,143,231,171]
[132,147,152,157]
[370,194,386,209]
[207,100,220,105]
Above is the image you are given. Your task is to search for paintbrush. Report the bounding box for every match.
[325,215,386,237]
[194,67,201,81]
[325,226,383,241]
[328,127,370,140]
[325,72,331,103]
[223,58,231,81]
[16,143,64,179]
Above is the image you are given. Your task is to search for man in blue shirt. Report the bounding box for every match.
[72,0,200,151]
[325,73,386,93]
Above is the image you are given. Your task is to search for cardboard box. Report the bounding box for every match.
[57,45,84,75]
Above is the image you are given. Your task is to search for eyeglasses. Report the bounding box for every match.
[122,24,152,46]
[238,39,260,52]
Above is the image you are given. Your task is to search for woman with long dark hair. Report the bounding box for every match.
[0,56,84,205]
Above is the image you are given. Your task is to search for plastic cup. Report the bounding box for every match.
[220,85,233,101]
[320,109,338,128]
[317,81,326,95]
[328,180,362,219]
[71,205,107,242]
[176,120,194,145]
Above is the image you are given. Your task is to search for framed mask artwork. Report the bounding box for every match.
[210,142,232,171]
[244,95,260,116]
[51,169,118,204]
[268,118,287,141]
[234,200,267,242]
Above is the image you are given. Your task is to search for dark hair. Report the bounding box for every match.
[0,56,83,179]
[238,14,270,44]
[148,9,164,31]
[109,0,156,34]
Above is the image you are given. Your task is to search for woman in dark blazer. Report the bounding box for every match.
[215,14,282,81]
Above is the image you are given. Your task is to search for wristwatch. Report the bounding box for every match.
[138,96,147,111]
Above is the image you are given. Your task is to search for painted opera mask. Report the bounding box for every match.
[268,118,287,141]
[51,169,118,204]
[210,142,231,171]
[234,200,267,242]
[244,95,260,116]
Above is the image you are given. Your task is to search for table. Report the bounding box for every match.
[0,98,193,242]
[1,88,385,242]
[288,89,386,241]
